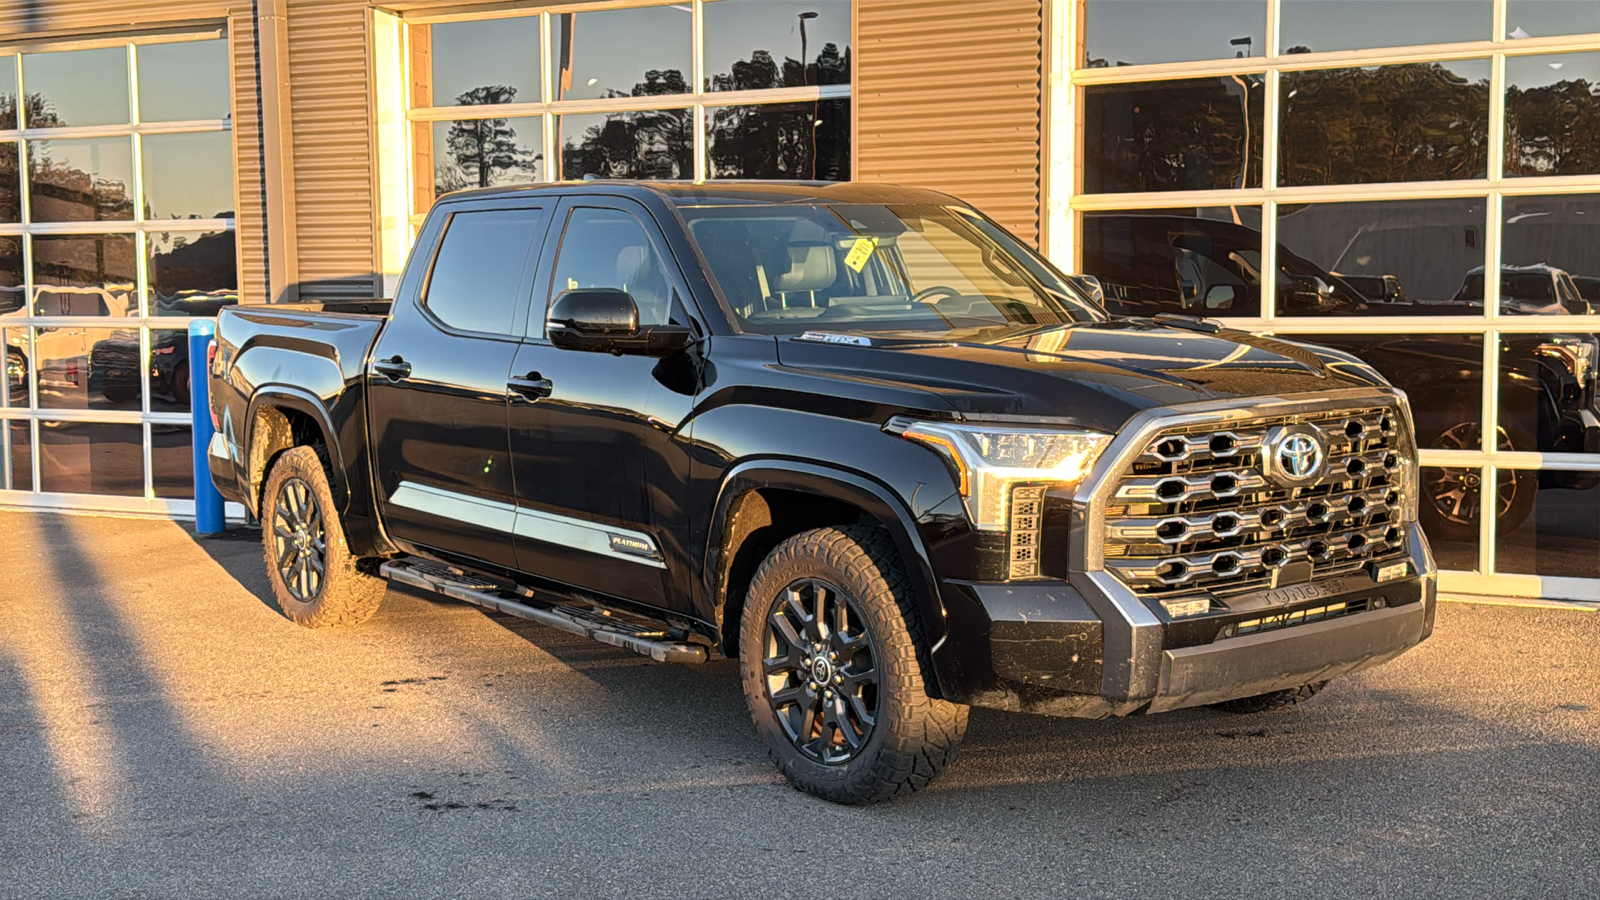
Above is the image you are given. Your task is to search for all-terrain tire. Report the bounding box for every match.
[260,445,386,627]
[739,525,969,804]
[1208,680,1329,714]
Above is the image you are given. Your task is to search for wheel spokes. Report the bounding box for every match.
[762,577,880,765]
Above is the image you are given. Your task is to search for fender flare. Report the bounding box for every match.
[245,386,350,513]
[705,460,949,680]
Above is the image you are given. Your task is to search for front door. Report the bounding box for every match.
[369,203,551,569]
[507,199,698,612]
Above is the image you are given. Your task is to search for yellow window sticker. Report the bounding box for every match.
[844,237,879,273]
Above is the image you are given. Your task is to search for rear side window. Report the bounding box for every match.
[424,207,547,334]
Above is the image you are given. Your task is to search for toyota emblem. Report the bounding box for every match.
[1263,424,1327,486]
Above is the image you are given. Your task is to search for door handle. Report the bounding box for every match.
[507,372,554,401]
[372,356,411,381]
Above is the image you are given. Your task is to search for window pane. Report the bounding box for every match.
[31,234,138,317]
[706,100,850,180]
[559,110,692,180]
[23,47,129,128]
[1280,62,1490,187]
[147,329,192,412]
[0,56,16,129]
[1276,199,1487,310]
[137,40,229,122]
[1501,332,1600,459]
[33,326,141,411]
[431,116,543,196]
[151,423,192,498]
[38,421,143,496]
[1291,333,1485,453]
[425,17,541,108]
[425,208,546,335]
[1279,0,1491,54]
[1085,1,1265,68]
[1079,207,1265,318]
[1497,473,1600,578]
[0,141,19,222]
[28,137,136,222]
[550,207,675,327]
[143,132,234,220]
[1506,53,1600,178]
[0,234,21,317]
[1503,195,1600,314]
[150,230,239,317]
[554,7,692,101]
[1083,76,1264,193]
[704,0,850,91]
[1419,464,1479,571]
[3,327,25,407]
[6,419,30,491]
[1507,0,1600,39]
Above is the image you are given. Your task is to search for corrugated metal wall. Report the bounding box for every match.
[0,0,235,33]
[285,0,375,299]
[856,0,1045,247]
[230,10,266,306]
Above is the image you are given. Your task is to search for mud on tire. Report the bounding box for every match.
[260,445,386,627]
[739,525,969,804]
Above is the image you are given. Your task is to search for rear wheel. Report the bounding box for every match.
[1416,407,1535,540]
[261,445,386,627]
[739,526,968,804]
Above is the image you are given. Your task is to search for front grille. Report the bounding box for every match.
[1102,406,1410,599]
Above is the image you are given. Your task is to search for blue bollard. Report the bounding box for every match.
[189,319,226,534]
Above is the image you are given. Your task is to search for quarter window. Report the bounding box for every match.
[425,208,546,335]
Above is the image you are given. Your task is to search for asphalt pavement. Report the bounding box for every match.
[1,510,1596,899]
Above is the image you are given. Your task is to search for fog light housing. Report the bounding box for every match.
[1007,484,1047,579]
[1160,596,1211,618]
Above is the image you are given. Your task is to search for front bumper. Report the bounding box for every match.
[929,523,1436,718]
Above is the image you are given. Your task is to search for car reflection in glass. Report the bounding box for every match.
[1081,213,1600,540]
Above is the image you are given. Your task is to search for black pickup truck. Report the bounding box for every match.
[207,181,1436,803]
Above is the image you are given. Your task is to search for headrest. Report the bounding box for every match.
[615,244,649,282]
[771,243,836,293]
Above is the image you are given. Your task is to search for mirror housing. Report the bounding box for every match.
[547,288,693,357]
[1204,284,1236,310]
[1063,273,1105,306]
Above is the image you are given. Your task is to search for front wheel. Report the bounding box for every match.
[260,445,386,627]
[739,526,968,804]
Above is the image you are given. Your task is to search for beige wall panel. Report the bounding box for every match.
[0,0,239,33]
[856,0,1044,246]
[230,11,266,306]
[284,0,375,299]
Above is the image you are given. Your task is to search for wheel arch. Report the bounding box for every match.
[245,387,348,517]
[706,461,948,682]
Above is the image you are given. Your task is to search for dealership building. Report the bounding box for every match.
[0,0,1596,602]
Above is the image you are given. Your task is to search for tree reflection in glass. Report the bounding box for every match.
[1279,61,1490,186]
[560,110,692,180]
[708,100,849,180]
[1083,76,1264,193]
[1506,53,1600,178]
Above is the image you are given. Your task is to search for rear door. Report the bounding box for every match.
[368,202,551,569]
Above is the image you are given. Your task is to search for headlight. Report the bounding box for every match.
[891,420,1113,530]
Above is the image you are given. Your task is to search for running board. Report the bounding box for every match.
[380,559,708,665]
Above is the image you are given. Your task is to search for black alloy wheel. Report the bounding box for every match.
[272,476,327,603]
[762,578,880,765]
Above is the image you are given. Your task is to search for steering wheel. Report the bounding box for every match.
[910,285,962,304]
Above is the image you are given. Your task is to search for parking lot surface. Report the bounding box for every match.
[1,510,1596,899]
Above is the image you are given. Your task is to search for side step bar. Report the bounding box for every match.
[380,559,708,665]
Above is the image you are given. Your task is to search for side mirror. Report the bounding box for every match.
[547,288,693,357]
[1204,284,1236,310]
[1063,273,1104,306]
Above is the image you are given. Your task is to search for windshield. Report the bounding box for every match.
[679,203,1106,335]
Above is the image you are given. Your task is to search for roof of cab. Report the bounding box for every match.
[435,179,961,208]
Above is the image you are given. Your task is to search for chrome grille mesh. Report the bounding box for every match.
[1102,406,1410,598]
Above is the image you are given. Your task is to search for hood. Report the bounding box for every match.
[772,320,1384,429]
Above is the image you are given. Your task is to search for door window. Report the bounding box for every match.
[423,208,546,335]
[547,207,678,330]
